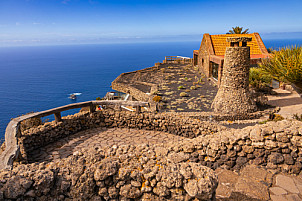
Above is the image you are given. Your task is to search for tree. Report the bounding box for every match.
[259,46,302,89]
[227,26,249,34]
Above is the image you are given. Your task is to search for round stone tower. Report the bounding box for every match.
[211,37,257,114]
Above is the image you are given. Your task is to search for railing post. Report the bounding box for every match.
[115,105,122,111]
[89,103,95,113]
[54,112,62,122]
[136,106,141,114]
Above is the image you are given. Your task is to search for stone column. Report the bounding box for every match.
[211,37,257,114]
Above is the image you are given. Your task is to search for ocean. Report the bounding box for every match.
[0,39,302,140]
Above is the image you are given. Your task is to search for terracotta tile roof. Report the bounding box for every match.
[210,34,262,56]
[193,50,199,55]
[215,54,269,59]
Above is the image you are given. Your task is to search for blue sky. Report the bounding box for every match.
[0,0,302,46]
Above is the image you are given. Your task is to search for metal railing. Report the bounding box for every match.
[164,56,193,64]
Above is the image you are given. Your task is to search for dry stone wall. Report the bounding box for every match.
[1,118,302,200]
[111,76,151,102]
[0,142,218,200]
[18,110,224,162]
[111,66,159,103]
[161,119,302,175]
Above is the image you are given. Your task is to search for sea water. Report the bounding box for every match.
[0,39,302,140]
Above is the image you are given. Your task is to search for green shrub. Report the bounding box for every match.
[178,86,185,90]
[293,113,302,121]
[268,113,284,121]
[259,46,302,88]
[249,67,272,90]
[96,97,101,100]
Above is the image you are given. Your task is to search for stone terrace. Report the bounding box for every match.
[28,127,186,163]
[112,63,218,112]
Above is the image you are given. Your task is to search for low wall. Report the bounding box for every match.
[160,119,302,175]
[171,110,268,121]
[19,110,224,162]
[0,100,149,170]
[0,142,217,200]
[111,66,160,103]
[111,76,152,102]
[1,118,302,200]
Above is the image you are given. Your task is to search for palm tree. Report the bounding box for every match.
[227,26,249,34]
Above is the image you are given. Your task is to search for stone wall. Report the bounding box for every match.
[174,110,267,121]
[20,109,302,174]
[18,110,224,162]
[0,141,218,200]
[198,37,211,76]
[160,119,302,175]
[2,119,302,200]
[111,73,152,102]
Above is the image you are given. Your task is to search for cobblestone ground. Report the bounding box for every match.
[216,165,302,201]
[28,127,186,163]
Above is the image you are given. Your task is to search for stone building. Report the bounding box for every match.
[193,33,269,86]
[212,37,257,114]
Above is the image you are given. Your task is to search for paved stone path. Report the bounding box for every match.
[28,127,186,163]
[270,174,302,201]
[267,88,302,119]
[216,165,302,201]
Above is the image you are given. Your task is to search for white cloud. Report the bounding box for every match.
[33,22,41,25]
[16,22,20,26]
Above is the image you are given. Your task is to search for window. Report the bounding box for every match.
[211,62,219,80]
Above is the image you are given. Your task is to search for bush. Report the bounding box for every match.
[178,86,185,90]
[293,113,302,121]
[259,46,302,88]
[268,113,284,121]
[153,95,162,102]
[190,86,196,90]
[249,67,272,90]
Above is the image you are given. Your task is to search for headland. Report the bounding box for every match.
[1,36,302,200]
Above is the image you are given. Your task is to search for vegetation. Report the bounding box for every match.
[152,95,162,102]
[96,97,101,100]
[269,113,284,121]
[178,85,185,90]
[259,46,302,88]
[180,92,188,97]
[249,67,273,90]
[259,113,284,124]
[293,113,302,121]
[227,26,249,34]
[190,86,196,90]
